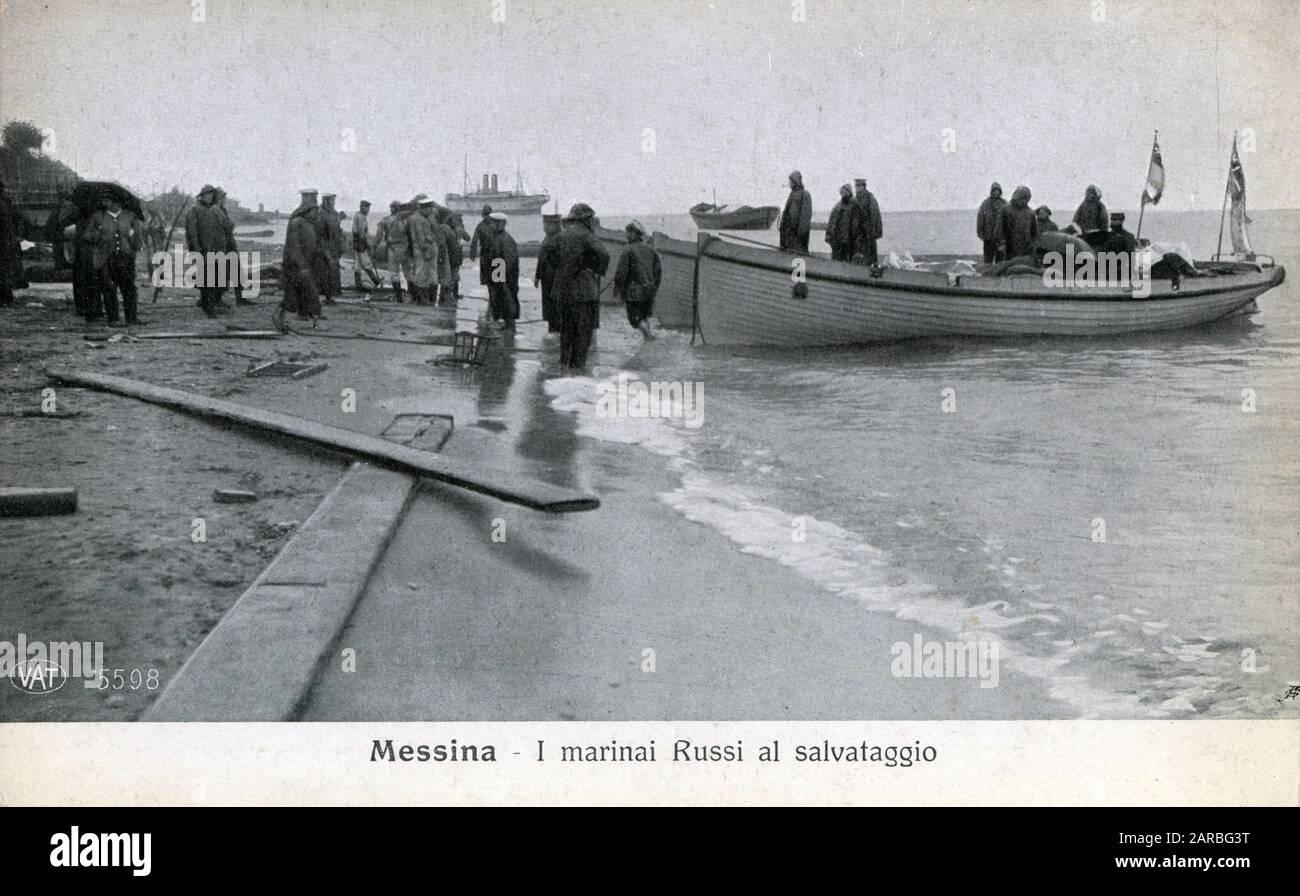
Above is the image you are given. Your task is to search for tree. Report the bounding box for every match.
[2,120,44,154]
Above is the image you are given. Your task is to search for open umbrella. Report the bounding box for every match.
[61,180,145,222]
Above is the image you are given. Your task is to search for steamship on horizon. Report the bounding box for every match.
[444,161,550,216]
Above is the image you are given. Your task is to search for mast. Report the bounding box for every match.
[462,154,468,197]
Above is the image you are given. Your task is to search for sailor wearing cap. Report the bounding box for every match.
[184,183,228,317]
[613,219,661,341]
[484,212,520,328]
[405,195,440,304]
[535,213,565,332]
[552,203,610,368]
[275,188,325,330]
[853,178,883,264]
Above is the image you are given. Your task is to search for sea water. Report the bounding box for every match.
[545,209,1299,718]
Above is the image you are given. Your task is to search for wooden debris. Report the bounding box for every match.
[0,487,78,517]
[133,331,283,340]
[213,489,259,504]
[46,369,599,513]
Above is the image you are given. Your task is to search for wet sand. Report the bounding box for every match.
[2,266,1065,721]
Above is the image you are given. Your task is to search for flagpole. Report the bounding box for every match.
[1215,132,1234,260]
[1136,130,1155,242]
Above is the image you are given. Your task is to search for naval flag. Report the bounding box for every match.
[1141,134,1164,206]
[1228,136,1253,256]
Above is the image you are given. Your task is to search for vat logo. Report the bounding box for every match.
[49,827,151,877]
[890,634,1001,688]
[10,659,68,694]
[1,634,105,692]
[595,373,704,429]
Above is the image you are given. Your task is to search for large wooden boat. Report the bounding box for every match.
[691,235,1286,346]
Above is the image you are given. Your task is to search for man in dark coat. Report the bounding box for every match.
[824,184,860,262]
[1072,184,1109,249]
[613,220,662,341]
[469,204,494,264]
[1000,185,1039,260]
[1035,205,1058,233]
[436,208,462,306]
[275,189,323,330]
[553,203,610,369]
[534,213,563,332]
[778,170,812,252]
[184,184,226,317]
[84,195,143,326]
[319,193,344,303]
[1102,211,1139,255]
[485,212,520,327]
[0,181,23,305]
[853,178,883,264]
[976,182,1008,263]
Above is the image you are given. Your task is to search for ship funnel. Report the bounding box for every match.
[491,174,498,192]
[482,174,489,192]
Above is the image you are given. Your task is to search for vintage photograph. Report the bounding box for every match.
[0,0,1296,730]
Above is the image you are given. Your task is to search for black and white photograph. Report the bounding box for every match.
[0,0,1297,809]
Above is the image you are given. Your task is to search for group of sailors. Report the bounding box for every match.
[974,182,1149,276]
[778,170,885,264]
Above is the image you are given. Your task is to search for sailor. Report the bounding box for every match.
[613,219,662,341]
[553,203,610,369]
[1035,205,1058,233]
[351,200,384,290]
[852,178,883,264]
[318,192,344,303]
[778,170,812,252]
[1000,186,1038,259]
[1102,211,1139,254]
[469,204,494,262]
[435,207,462,306]
[377,200,408,302]
[485,212,520,328]
[534,213,563,332]
[214,187,251,305]
[184,184,227,317]
[406,195,440,306]
[84,194,144,327]
[1072,185,1109,249]
[276,189,324,330]
[824,184,860,262]
[976,182,1008,263]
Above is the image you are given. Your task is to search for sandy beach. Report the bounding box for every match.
[0,259,1064,721]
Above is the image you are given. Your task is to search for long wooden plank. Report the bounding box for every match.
[47,369,600,513]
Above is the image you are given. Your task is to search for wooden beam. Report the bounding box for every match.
[47,369,600,514]
[0,487,78,517]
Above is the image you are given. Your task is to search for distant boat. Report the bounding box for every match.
[445,159,549,216]
[689,202,780,230]
[693,235,1285,346]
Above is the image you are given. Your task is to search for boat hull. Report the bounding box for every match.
[694,237,1286,346]
[689,205,780,230]
[591,225,696,328]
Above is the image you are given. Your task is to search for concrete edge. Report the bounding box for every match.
[144,461,417,721]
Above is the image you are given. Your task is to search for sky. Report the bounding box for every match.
[1,0,1297,215]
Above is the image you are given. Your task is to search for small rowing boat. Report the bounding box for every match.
[688,202,780,230]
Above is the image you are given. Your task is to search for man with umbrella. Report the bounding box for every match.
[84,193,144,326]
